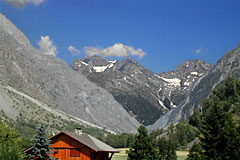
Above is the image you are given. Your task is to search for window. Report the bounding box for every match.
[70,148,81,157]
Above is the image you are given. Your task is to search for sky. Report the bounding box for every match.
[1,0,240,73]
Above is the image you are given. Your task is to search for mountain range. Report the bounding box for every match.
[71,56,211,125]
[1,12,239,134]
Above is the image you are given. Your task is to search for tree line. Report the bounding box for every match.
[127,77,240,160]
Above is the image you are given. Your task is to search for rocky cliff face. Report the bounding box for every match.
[71,56,211,125]
[0,13,140,133]
[149,44,240,131]
[159,60,211,105]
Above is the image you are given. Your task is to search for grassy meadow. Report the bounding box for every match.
[112,148,189,160]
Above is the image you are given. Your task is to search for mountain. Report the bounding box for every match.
[149,43,240,130]
[0,13,140,134]
[159,60,211,105]
[71,56,211,125]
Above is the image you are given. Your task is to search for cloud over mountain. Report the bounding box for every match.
[3,0,46,7]
[84,43,145,58]
[68,45,80,56]
[38,36,57,56]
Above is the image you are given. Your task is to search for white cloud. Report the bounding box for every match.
[84,43,145,58]
[38,36,57,56]
[68,46,80,56]
[84,47,102,56]
[194,47,203,54]
[3,0,46,7]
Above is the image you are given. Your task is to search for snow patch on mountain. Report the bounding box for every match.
[81,61,89,66]
[191,72,198,75]
[93,66,108,72]
[158,99,169,110]
[109,60,117,63]
[92,60,117,72]
[184,82,190,86]
[154,74,181,87]
[108,63,114,68]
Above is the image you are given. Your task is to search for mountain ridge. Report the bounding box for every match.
[149,43,240,130]
[71,55,211,125]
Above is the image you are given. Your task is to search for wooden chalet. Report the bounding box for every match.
[25,128,119,160]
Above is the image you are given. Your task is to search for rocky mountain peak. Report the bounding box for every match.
[116,57,139,73]
[158,59,211,106]
[81,55,109,66]
[71,55,119,75]
[175,59,211,75]
[160,59,211,79]
[122,57,137,64]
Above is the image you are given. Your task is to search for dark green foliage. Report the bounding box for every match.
[186,143,202,160]
[174,122,200,147]
[105,133,135,148]
[167,123,174,131]
[127,125,158,160]
[188,77,240,160]
[158,138,177,160]
[189,109,202,128]
[151,128,164,139]
[0,121,25,160]
[151,121,199,149]
[200,100,240,159]
[151,128,164,146]
[28,124,55,160]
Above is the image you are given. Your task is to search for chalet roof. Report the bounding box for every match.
[63,131,119,153]
[25,131,119,153]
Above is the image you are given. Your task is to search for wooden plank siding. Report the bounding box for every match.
[50,134,108,160]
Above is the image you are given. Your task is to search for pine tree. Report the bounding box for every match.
[188,77,240,160]
[158,138,177,160]
[186,143,202,160]
[199,79,240,159]
[28,124,55,160]
[127,125,158,160]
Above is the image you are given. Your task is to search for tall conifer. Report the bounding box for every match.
[188,77,240,160]
[127,125,158,160]
[28,124,55,160]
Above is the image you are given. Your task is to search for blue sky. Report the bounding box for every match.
[1,0,240,73]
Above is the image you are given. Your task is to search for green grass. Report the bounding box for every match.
[112,148,189,160]
[177,151,189,160]
[112,148,128,160]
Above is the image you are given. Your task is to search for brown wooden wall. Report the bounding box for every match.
[50,134,109,160]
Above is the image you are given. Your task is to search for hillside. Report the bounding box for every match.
[0,13,140,134]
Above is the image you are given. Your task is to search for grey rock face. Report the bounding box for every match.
[0,13,31,49]
[159,60,211,105]
[0,13,140,133]
[72,56,168,125]
[71,56,211,125]
[149,44,240,131]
